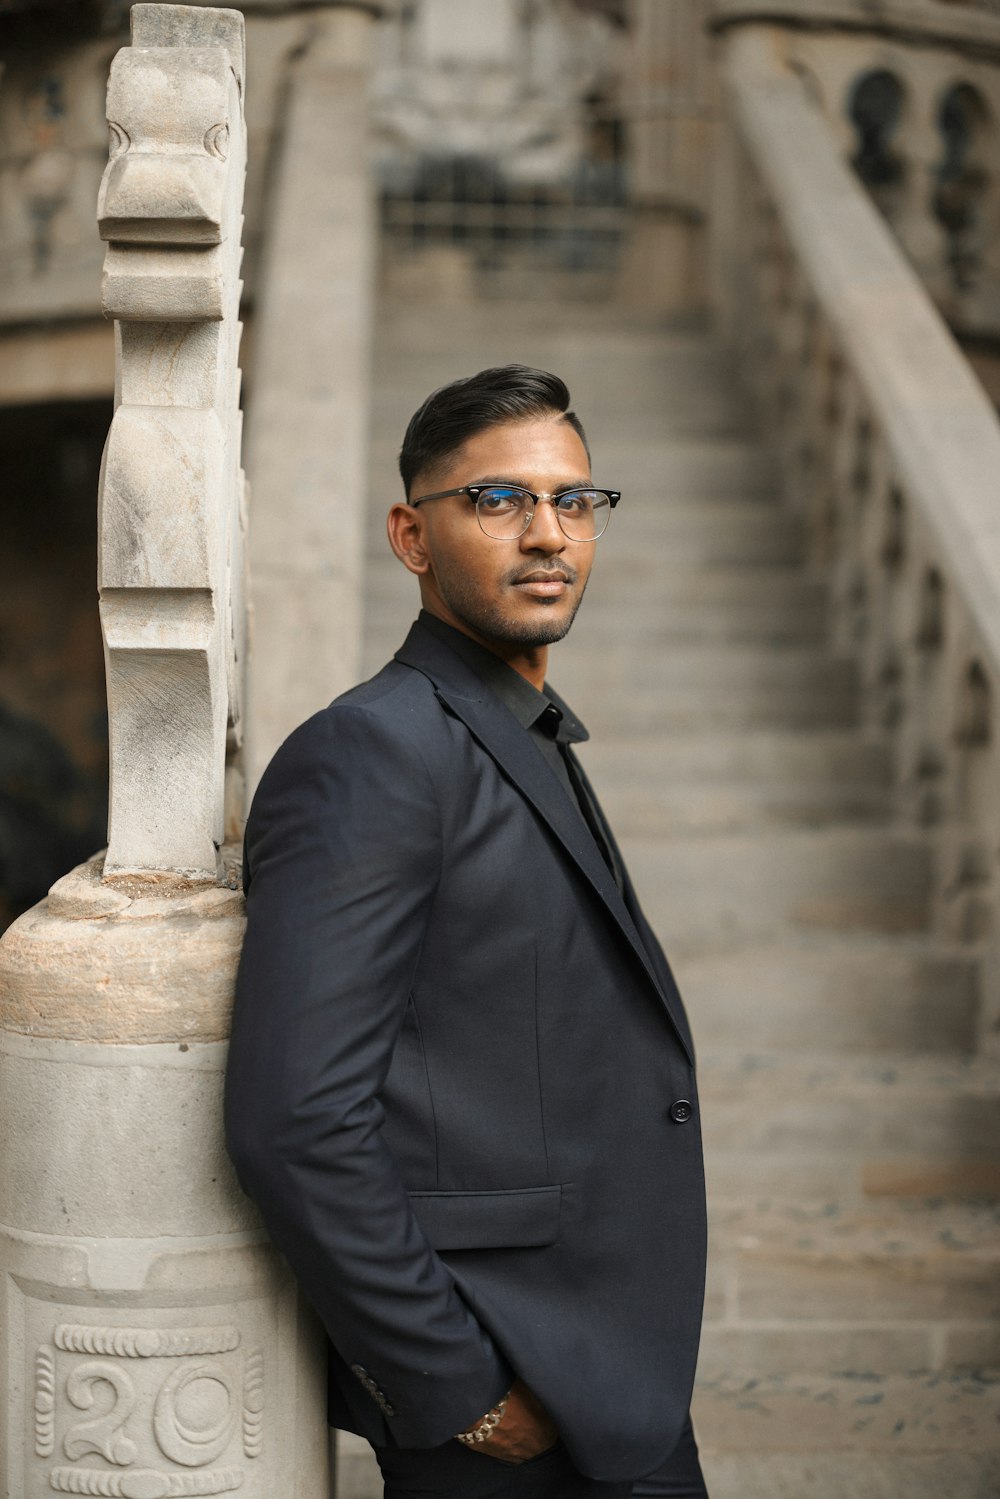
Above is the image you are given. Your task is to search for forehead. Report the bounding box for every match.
[446,416,590,483]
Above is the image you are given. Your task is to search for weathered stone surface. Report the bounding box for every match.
[0,855,244,1043]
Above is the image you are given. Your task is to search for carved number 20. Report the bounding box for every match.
[64,1361,139,1467]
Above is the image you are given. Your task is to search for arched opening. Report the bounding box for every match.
[847,68,907,223]
[0,398,110,934]
[933,80,992,293]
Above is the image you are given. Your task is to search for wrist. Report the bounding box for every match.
[455,1389,511,1446]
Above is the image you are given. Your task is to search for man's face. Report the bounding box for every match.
[405,415,596,653]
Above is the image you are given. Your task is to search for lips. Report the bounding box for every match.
[513,570,573,601]
[516,570,573,585]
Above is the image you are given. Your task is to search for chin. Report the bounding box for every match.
[440,580,584,650]
[501,604,578,647]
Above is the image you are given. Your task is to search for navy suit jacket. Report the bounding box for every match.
[224,619,707,1483]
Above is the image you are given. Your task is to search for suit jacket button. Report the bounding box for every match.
[670,1099,693,1123]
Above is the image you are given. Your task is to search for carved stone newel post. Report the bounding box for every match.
[0,9,329,1497]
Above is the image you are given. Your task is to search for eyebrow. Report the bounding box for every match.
[471,475,594,490]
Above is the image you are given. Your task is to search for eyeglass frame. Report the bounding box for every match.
[409,483,622,542]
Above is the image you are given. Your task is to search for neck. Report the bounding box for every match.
[422,602,549,691]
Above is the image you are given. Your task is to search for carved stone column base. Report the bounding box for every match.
[0,862,329,1498]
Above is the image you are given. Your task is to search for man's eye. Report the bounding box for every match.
[556,490,597,513]
[479,489,524,512]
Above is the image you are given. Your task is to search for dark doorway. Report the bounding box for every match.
[0,397,110,933]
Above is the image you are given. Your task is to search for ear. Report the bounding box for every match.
[387,502,430,575]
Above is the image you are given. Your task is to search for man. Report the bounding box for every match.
[225,366,708,1498]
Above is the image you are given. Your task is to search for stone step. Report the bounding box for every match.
[673,935,978,1055]
[698,1052,999,1161]
[700,1057,1000,1203]
[555,650,858,733]
[587,776,888,834]
[702,1450,1000,1499]
[622,827,932,950]
[693,1373,1000,1498]
[701,1198,1000,1376]
[582,730,890,789]
[578,730,892,833]
[704,1193,1000,1349]
[705,1148,1000,1204]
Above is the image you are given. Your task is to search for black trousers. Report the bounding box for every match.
[374,1415,708,1499]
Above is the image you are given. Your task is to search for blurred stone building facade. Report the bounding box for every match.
[0,0,716,930]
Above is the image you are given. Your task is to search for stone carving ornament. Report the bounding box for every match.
[97,4,248,881]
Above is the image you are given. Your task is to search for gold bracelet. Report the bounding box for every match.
[455,1391,510,1446]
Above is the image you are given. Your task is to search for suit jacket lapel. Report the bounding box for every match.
[395,624,694,1064]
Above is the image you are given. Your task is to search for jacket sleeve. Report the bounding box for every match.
[223,703,512,1446]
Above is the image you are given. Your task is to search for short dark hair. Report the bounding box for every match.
[399,364,590,497]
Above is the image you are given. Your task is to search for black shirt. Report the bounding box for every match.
[416,611,625,893]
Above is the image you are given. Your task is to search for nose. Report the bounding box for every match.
[520,497,566,554]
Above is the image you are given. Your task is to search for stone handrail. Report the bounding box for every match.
[710,0,1000,55]
[713,38,1000,1002]
[710,1,1000,340]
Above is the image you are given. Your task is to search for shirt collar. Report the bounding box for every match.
[416,610,589,745]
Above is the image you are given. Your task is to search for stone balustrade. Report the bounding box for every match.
[711,26,1000,1054]
[710,1,1000,340]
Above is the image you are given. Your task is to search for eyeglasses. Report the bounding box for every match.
[410,484,621,542]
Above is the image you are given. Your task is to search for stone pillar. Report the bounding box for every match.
[0,9,330,1498]
[244,5,377,795]
[616,0,718,315]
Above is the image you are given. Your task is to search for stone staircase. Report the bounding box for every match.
[337,298,1000,1498]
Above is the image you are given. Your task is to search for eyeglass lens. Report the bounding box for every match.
[476,487,610,541]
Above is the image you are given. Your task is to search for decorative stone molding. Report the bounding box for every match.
[35,1345,57,1457]
[97,4,248,879]
[48,1470,245,1496]
[241,1351,264,1458]
[55,1326,241,1359]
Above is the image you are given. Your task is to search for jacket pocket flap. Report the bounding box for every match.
[408,1185,562,1251]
